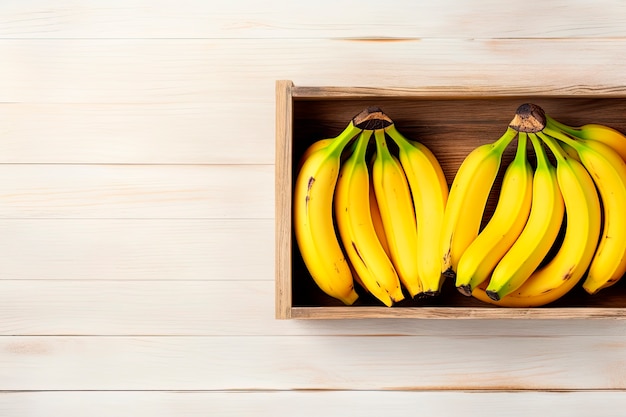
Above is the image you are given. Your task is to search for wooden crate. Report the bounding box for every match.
[275,80,626,319]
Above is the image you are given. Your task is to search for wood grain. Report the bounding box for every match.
[1,280,625,336]
[1,390,625,417]
[0,219,273,280]
[0,164,273,219]
[0,335,625,390]
[275,80,293,319]
[0,102,275,164]
[0,0,625,39]
[3,39,626,105]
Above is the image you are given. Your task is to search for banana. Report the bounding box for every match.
[385,124,449,295]
[334,130,405,306]
[472,132,602,307]
[546,115,626,162]
[455,133,533,296]
[297,138,334,172]
[371,129,422,297]
[484,133,565,301]
[369,168,392,258]
[543,125,626,295]
[405,138,450,203]
[439,127,517,281]
[293,121,362,305]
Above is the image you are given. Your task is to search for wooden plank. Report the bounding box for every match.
[275,80,293,319]
[0,102,276,164]
[2,39,626,105]
[1,390,626,417]
[1,280,626,336]
[0,0,625,39]
[0,164,273,219]
[0,335,624,390]
[0,219,273,280]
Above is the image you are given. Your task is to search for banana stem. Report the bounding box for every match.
[492,127,518,153]
[536,131,569,163]
[509,103,546,133]
[373,129,388,156]
[326,122,364,158]
[545,115,580,137]
[529,132,550,170]
[323,106,396,159]
[352,106,393,131]
[353,129,374,161]
[514,132,528,163]
[543,126,583,153]
[384,123,411,149]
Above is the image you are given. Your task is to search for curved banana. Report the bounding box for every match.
[472,132,602,307]
[546,115,626,162]
[439,127,517,281]
[371,129,422,297]
[455,133,533,296]
[297,138,334,172]
[293,122,362,305]
[385,125,448,295]
[369,168,391,258]
[544,126,626,295]
[484,133,565,301]
[334,130,404,306]
[405,138,450,202]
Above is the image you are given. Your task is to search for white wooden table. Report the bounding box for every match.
[1,1,626,415]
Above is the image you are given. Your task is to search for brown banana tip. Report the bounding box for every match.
[457,285,472,297]
[442,268,457,281]
[423,291,440,297]
[485,290,501,301]
[352,106,393,130]
[509,103,546,133]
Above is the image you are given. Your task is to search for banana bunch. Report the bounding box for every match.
[293,107,448,306]
[447,103,626,307]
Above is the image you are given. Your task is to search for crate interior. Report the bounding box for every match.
[290,95,626,310]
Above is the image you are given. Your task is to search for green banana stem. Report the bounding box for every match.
[542,126,584,153]
[529,131,550,170]
[493,127,519,153]
[384,123,412,151]
[373,129,388,156]
[536,131,569,164]
[514,132,528,164]
[545,115,581,138]
[326,122,363,158]
[353,129,373,161]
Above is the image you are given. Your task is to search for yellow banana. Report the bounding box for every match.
[297,138,334,172]
[369,169,392,258]
[484,133,565,301]
[455,133,533,296]
[334,130,404,306]
[371,129,422,297]
[385,124,449,295]
[546,115,626,162]
[439,127,517,281]
[293,121,362,305]
[544,126,626,295]
[472,132,602,307]
[406,138,450,201]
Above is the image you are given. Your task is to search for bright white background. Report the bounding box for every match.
[1,1,625,415]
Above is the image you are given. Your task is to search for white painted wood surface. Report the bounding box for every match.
[2,0,626,415]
